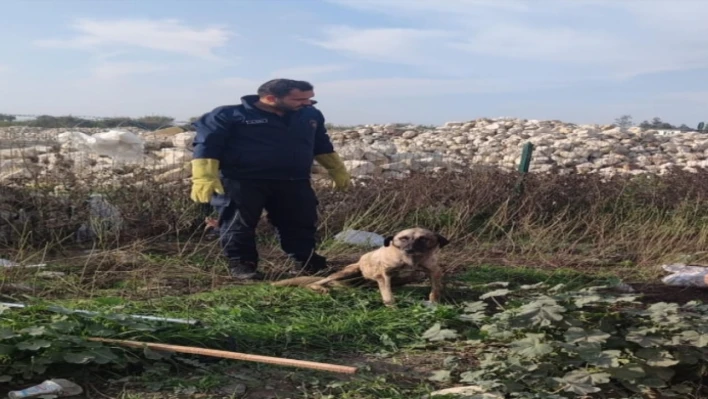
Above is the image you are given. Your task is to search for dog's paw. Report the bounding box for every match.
[421,300,438,309]
[306,284,330,294]
[383,301,397,309]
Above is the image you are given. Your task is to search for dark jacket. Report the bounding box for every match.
[191,95,335,180]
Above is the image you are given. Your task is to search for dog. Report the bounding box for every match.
[271,227,450,307]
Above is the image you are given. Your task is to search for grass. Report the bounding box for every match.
[4,165,708,397]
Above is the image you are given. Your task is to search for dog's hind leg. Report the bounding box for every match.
[306,263,361,294]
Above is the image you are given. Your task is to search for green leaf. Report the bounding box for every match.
[673,348,700,365]
[647,302,679,315]
[19,326,46,337]
[644,365,675,382]
[515,296,565,327]
[675,330,708,347]
[509,333,554,359]
[582,349,622,368]
[548,283,566,292]
[638,377,667,388]
[556,369,610,395]
[0,344,14,355]
[564,327,611,344]
[0,375,11,383]
[625,328,665,348]
[459,312,487,323]
[64,352,95,364]
[421,323,459,342]
[480,289,510,299]
[574,294,603,308]
[50,320,78,333]
[16,339,52,351]
[480,323,515,340]
[0,328,17,340]
[520,282,546,290]
[428,369,451,382]
[609,363,646,381]
[463,301,488,313]
[635,348,680,367]
[143,347,171,360]
[460,370,487,383]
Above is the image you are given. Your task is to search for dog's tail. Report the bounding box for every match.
[270,276,323,287]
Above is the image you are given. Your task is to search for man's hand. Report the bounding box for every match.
[190,158,225,202]
[314,152,351,191]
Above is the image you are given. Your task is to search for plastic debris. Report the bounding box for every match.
[0,258,47,268]
[8,378,83,398]
[333,229,385,247]
[661,263,708,287]
[1,302,201,326]
[75,194,123,242]
[56,129,145,163]
[429,385,503,398]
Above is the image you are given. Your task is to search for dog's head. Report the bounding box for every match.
[383,227,450,255]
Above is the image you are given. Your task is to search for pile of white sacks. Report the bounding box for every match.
[2,117,708,185]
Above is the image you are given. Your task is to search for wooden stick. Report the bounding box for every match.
[88,337,358,375]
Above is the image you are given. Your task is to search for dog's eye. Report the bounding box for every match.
[399,236,409,241]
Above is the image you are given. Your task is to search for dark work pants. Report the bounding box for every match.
[210,178,324,267]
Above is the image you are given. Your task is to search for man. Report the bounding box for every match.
[189,79,351,280]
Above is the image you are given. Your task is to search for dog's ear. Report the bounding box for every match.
[435,233,450,248]
[383,236,394,247]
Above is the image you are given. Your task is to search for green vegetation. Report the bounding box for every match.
[4,163,708,397]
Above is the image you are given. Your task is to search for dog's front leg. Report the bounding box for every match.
[376,274,395,307]
[428,268,443,303]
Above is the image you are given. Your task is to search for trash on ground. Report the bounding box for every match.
[661,263,708,287]
[428,385,503,398]
[36,271,66,279]
[333,229,384,247]
[56,129,145,162]
[0,302,201,326]
[607,279,636,293]
[8,378,83,398]
[0,258,47,268]
[75,194,124,242]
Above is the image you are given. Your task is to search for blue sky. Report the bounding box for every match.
[1,0,708,126]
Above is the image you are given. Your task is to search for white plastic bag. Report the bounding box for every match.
[75,194,123,242]
[0,258,47,268]
[56,129,145,162]
[661,263,708,287]
[333,229,385,247]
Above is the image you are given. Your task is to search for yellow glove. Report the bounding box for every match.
[190,158,225,203]
[315,152,351,190]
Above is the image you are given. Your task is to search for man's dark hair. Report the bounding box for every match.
[257,79,314,98]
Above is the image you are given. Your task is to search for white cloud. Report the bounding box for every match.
[219,76,575,99]
[449,24,616,63]
[90,61,168,80]
[269,64,350,80]
[324,0,531,15]
[318,0,708,80]
[304,26,453,66]
[34,18,233,59]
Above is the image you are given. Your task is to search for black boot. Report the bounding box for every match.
[293,253,328,276]
[228,260,264,280]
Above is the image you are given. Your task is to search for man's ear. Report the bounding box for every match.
[383,236,394,247]
[436,233,450,248]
